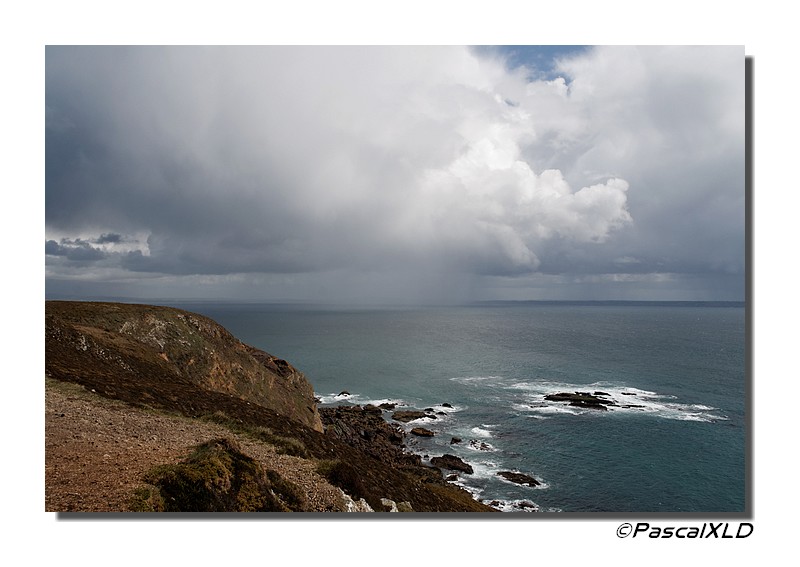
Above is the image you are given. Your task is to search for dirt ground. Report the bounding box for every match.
[45,378,347,512]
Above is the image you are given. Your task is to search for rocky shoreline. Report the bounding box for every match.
[320,400,544,510]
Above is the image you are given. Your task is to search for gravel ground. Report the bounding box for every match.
[45,378,348,512]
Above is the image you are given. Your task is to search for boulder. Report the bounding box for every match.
[497,471,540,487]
[450,437,462,445]
[430,454,474,474]
[392,410,430,423]
[363,404,382,415]
[410,427,435,437]
[396,501,414,512]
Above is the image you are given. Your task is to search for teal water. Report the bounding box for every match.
[174,301,746,513]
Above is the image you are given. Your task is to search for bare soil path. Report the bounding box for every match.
[45,378,347,512]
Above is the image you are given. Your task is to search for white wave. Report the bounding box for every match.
[449,375,504,385]
[470,427,494,438]
[486,499,540,513]
[466,439,497,452]
[316,391,408,408]
[431,403,464,413]
[526,404,583,416]
[316,392,351,404]
[504,380,728,422]
[362,397,407,408]
[466,459,501,480]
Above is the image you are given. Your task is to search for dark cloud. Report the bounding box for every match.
[45,46,744,302]
[95,233,123,244]
[45,238,106,262]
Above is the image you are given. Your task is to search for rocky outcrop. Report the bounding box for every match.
[319,405,415,467]
[392,410,432,422]
[544,391,616,410]
[380,498,414,512]
[141,437,305,512]
[497,471,540,487]
[46,301,323,431]
[411,427,435,437]
[431,454,474,474]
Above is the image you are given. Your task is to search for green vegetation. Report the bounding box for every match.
[139,438,305,512]
[201,410,309,458]
[129,485,166,512]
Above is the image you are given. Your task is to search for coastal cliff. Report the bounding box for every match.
[45,301,494,513]
[46,301,323,432]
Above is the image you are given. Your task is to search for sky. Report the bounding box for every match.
[45,45,745,304]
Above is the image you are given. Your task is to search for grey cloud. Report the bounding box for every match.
[45,46,744,302]
[95,233,123,244]
[45,238,107,262]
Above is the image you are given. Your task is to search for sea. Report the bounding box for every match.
[170,300,747,514]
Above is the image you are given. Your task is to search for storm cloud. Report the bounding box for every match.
[45,46,744,302]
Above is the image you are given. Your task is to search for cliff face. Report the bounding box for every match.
[45,301,323,432]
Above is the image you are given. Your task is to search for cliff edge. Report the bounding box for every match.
[46,301,323,432]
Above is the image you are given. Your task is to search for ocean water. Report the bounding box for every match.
[173,301,746,513]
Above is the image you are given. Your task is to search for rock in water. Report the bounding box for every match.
[497,471,540,487]
[431,454,474,474]
[411,427,434,437]
[391,410,431,422]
